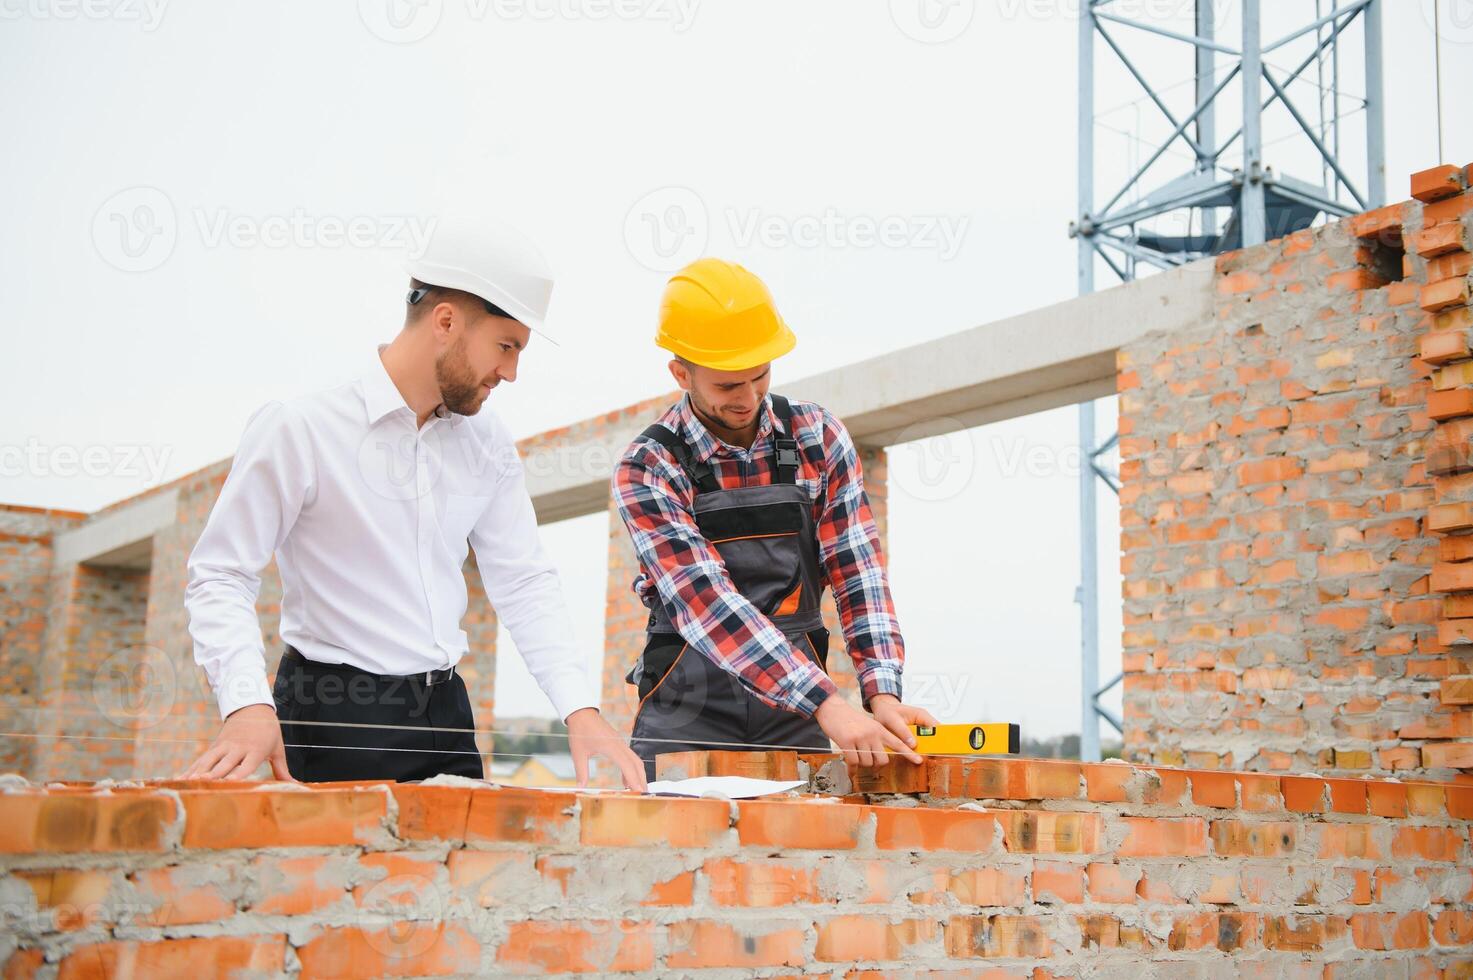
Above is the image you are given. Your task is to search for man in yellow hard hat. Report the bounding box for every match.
[612,257,938,779]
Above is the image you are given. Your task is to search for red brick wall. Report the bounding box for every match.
[1118,164,1473,779]
[2,756,1468,975]
[0,507,85,776]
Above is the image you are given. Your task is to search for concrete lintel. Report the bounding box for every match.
[528,259,1214,524]
[53,488,178,569]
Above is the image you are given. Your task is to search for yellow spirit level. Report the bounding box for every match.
[910,723,1021,755]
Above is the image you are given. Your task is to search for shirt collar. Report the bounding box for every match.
[676,392,780,464]
[361,345,460,427]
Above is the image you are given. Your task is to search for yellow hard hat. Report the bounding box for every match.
[655,258,796,372]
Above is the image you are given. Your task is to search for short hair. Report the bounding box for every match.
[405,278,516,323]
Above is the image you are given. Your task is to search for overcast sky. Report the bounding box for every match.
[2,1,1470,741]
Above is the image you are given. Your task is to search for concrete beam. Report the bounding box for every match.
[521,260,1214,524]
[53,488,177,570]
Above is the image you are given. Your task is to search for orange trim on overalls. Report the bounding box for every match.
[774,582,803,617]
[707,530,799,546]
[635,642,690,715]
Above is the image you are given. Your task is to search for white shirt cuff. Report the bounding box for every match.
[214,668,276,720]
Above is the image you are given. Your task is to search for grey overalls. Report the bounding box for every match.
[626,395,830,780]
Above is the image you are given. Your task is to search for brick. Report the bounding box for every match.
[1116,818,1208,857]
[1429,250,1473,283]
[737,799,865,849]
[180,787,383,849]
[666,920,806,969]
[1434,910,1473,945]
[949,866,1028,906]
[1425,188,1473,224]
[1264,914,1347,951]
[946,915,1052,958]
[1086,863,1141,903]
[1411,164,1467,202]
[127,865,236,926]
[0,792,175,854]
[1442,675,1473,704]
[1423,277,1472,313]
[15,869,113,931]
[1033,861,1084,903]
[448,851,535,908]
[1431,383,1473,418]
[813,916,937,962]
[654,750,798,781]
[1423,741,1473,768]
[704,858,820,907]
[872,805,997,852]
[246,855,347,916]
[996,810,1102,855]
[849,759,929,795]
[1189,771,1237,808]
[464,787,575,845]
[57,936,286,979]
[1210,820,1297,857]
[1412,221,1468,257]
[494,921,654,974]
[1237,458,1303,486]
[1350,911,1431,951]
[1421,331,1472,366]
[580,795,728,847]
[1318,824,1381,859]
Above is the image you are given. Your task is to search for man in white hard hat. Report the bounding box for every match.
[181,220,647,789]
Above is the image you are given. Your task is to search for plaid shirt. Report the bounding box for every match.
[612,393,904,716]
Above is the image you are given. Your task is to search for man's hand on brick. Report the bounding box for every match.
[566,707,648,792]
[815,694,930,768]
[181,703,294,781]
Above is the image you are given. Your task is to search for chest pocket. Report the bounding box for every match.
[440,492,490,546]
[696,500,807,617]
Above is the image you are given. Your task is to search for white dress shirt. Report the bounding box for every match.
[185,347,596,721]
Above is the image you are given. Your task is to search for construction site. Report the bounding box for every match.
[2,1,1473,976]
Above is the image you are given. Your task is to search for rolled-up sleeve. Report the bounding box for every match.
[185,402,315,719]
[467,426,597,723]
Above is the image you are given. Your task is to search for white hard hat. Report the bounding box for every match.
[405,217,556,342]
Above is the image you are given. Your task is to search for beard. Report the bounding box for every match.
[434,335,486,416]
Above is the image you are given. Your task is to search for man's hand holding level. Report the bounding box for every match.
[814,693,933,768]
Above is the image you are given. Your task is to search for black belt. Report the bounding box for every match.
[282,645,457,687]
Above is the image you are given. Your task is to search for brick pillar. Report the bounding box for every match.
[459,555,498,769]
[0,508,79,779]
[820,444,890,707]
[601,499,644,740]
[33,562,150,782]
[1410,163,1473,775]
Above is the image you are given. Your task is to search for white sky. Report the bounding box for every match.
[2,1,1469,739]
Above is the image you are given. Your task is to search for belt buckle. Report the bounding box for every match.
[424,665,453,687]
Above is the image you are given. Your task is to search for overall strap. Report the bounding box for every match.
[638,423,721,495]
[769,394,801,486]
